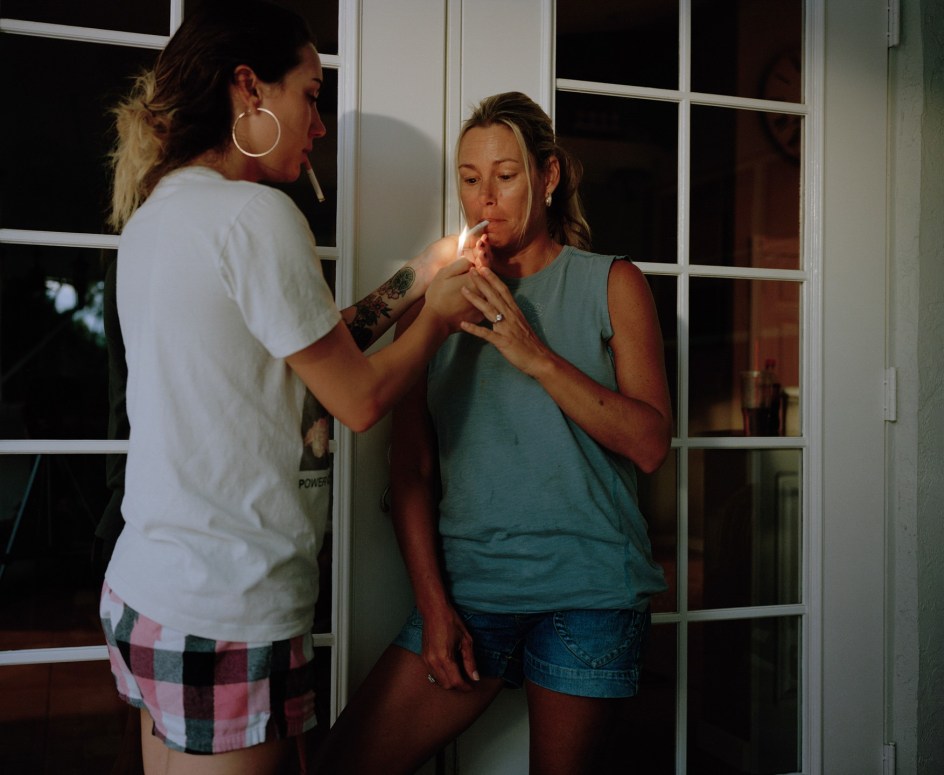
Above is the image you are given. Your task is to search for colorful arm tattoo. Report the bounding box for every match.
[347,267,416,351]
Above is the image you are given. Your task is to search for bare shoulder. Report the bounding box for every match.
[606,258,657,318]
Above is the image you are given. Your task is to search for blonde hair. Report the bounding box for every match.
[108,1,313,231]
[457,91,591,250]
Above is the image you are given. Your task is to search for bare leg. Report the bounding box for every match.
[525,681,631,775]
[139,708,292,775]
[313,645,504,775]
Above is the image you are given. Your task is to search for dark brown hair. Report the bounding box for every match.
[109,0,313,229]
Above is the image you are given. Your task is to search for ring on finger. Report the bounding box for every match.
[494,313,504,324]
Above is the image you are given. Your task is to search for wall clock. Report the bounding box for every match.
[761,50,802,161]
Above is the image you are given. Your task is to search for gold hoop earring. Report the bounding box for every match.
[231,107,281,158]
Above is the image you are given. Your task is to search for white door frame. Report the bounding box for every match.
[346,2,890,772]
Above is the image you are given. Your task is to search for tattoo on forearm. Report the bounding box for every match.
[347,267,416,351]
[380,267,415,300]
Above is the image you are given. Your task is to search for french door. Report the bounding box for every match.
[0,1,351,768]
[350,2,889,773]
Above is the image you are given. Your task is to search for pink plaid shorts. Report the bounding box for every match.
[100,582,317,754]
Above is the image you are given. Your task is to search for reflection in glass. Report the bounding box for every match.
[1,246,112,440]
[688,449,801,610]
[556,0,678,90]
[689,278,800,438]
[691,0,802,102]
[690,104,801,269]
[2,0,169,35]
[604,623,677,773]
[688,617,800,774]
[555,93,677,262]
[0,660,134,772]
[638,451,678,614]
[0,35,156,235]
[0,454,110,649]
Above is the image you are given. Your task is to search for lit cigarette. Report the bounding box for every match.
[305,161,325,203]
[456,219,489,258]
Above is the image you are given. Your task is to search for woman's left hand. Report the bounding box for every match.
[460,265,550,377]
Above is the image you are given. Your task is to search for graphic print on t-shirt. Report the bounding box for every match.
[299,391,331,472]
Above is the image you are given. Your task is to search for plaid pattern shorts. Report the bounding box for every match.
[100,582,317,754]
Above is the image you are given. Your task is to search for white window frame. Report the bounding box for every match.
[548,2,823,772]
[0,3,357,730]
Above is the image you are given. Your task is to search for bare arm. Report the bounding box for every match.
[388,301,480,690]
[340,236,457,351]
[286,257,478,432]
[460,260,673,473]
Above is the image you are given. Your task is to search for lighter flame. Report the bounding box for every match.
[456,219,489,258]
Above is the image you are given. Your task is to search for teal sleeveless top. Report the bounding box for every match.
[427,246,667,613]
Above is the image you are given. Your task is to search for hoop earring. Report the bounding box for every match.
[545,192,553,207]
[231,107,281,158]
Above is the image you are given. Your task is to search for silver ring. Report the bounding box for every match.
[494,313,504,324]
[427,673,437,684]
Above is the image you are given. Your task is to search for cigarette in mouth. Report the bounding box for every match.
[305,161,326,203]
[457,219,489,257]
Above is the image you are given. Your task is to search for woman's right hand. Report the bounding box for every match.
[423,257,483,332]
[410,235,460,289]
[421,603,480,691]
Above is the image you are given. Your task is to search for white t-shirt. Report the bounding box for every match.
[106,166,341,642]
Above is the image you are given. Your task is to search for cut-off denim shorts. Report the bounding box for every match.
[393,605,651,698]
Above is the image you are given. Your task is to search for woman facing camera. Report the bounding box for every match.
[314,91,673,775]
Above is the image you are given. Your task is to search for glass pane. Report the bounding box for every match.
[1,0,169,35]
[688,617,800,774]
[601,622,677,773]
[647,274,678,431]
[288,0,340,56]
[0,660,135,773]
[270,67,339,247]
[690,105,801,268]
[0,454,111,649]
[555,93,678,262]
[1,35,156,234]
[688,449,802,610]
[184,0,340,55]
[691,0,803,102]
[556,0,679,89]
[1,246,111,441]
[689,278,800,438]
[639,450,678,614]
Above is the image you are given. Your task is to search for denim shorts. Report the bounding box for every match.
[393,605,651,698]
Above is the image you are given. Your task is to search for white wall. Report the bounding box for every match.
[821,1,889,769]
[888,1,944,772]
[347,0,449,691]
[347,2,550,771]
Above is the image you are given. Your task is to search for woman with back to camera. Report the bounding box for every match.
[314,91,673,774]
[98,2,479,773]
